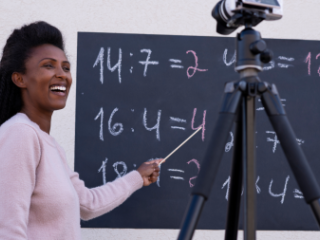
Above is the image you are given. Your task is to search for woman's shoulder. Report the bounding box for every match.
[0,113,41,161]
[0,113,40,137]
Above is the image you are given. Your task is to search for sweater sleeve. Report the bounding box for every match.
[69,170,143,220]
[0,124,41,239]
[56,144,144,220]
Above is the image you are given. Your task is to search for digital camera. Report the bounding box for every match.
[213,0,283,35]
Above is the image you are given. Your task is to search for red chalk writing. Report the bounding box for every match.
[186,50,208,78]
[191,108,206,141]
[187,159,200,187]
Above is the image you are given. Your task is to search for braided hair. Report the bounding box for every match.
[0,21,64,125]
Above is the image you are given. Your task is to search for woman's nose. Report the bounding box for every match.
[55,66,68,79]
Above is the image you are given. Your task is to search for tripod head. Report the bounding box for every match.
[235,26,273,76]
[212,0,282,75]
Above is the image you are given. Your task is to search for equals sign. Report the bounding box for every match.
[170,116,186,130]
[277,56,295,68]
[168,169,184,180]
[169,59,184,69]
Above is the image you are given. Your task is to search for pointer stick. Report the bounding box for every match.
[158,127,202,166]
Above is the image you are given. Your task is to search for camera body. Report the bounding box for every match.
[213,0,283,35]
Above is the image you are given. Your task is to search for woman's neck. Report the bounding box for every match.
[20,107,53,134]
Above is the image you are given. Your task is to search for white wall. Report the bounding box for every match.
[0,0,319,239]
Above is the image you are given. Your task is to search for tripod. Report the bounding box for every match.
[177,26,320,240]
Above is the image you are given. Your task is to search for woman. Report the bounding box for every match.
[0,21,161,239]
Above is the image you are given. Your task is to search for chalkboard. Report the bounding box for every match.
[75,32,320,230]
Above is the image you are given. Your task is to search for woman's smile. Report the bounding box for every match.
[49,84,67,96]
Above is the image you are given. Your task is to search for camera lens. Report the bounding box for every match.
[212,0,238,35]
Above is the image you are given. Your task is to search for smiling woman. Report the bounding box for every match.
[11,43,72,132]
[0,21,162,240]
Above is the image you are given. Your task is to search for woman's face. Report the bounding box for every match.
[20,44,72,113]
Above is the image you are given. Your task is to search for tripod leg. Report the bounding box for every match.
[224,104,243,240]
[260,83,320,227]
[242,92,257,240]
[177,82,242,240]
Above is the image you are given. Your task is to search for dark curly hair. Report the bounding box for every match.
[0,21,64,125]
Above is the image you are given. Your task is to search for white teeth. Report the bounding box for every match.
[50,85,66,91]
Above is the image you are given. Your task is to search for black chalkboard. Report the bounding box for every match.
[75,32,320,230]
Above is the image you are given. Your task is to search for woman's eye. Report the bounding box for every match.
[63,66,70,71]
[44,64,53,68]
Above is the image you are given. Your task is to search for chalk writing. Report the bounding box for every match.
[225,132,234,152]
[191,108,206,141]
[278,63,293,68]
[266,131,280,153]
[269,176,290,204]
[169,169,185,181]
[266,131,304,152]
[223,49,236,66]
[256,176,261,194]
[263,60,275,71]
[108,108,124,136]
[113,161,128,179]
[170,176,184,180]
[305,52,311,76]
[293,189,304,199]
[107,47,122,83]
[170,116,186,130]
[222,175,260,201]
[98,158,108,185]
[169,59,184,69]
[222,176,231,200]
[94,107,105,141]
[168,169,185,173]
[278,56,295,61]
[93,47,104,84]
[186,50,208,78]
[139,49,159,77]
[316,53,320,77]
[187,159,200,188]
[143,108,162,141]
[257,98,286,111]
[277,56,295,68]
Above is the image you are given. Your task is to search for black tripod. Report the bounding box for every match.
[177,26,320,240]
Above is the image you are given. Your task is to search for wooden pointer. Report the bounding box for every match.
[158,127,202,165]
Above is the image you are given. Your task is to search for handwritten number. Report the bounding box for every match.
[143,108,162,141]
[222,176,231,200]
[186,50,208,78]
[108,108,124,136]
[191,108,206,141]
[107,47,122,83]
[94,107,104,141]
[225,132,234,152]
[113,161,128,179]
[98,158,108,185]
[268,176,290,204]
[305,52,311,76]
[139,49,159,77]
[223,49,236,66]
[316,53,320,77]
[187,159,200,188]
[93,47,104,84]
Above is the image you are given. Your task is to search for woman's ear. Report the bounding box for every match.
[11,72,26,88]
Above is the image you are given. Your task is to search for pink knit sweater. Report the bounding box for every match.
[0,113,143,240]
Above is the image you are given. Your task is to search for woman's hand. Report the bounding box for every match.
[137,159,162,186]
